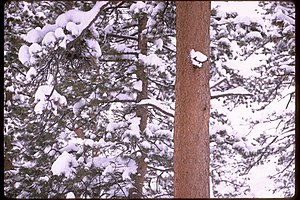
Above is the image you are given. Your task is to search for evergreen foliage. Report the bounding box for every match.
[4,1,294,198]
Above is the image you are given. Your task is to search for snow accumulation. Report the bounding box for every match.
[218,37,231,46]
[66,192,75,199]
[54,27,65,39]
[45,74,54,85]
[18,45,30,65]
[41,32,56,47]
[51,151,78,178]
[19,2,112,116]
[112,43,137,53]
[19,43,42,65]
[129,1,147,14]
[92,157,112,168]
[151,2,165,17]
[25,28,43,43]
[234,15,264,26]
[146,17,156,29]
[86,39,102,57]
[92,156,138,182]
[232,141,246,150]
[123,117,141,138]
[144,124,157,137]
[72,98,86,116]
[247,161,279,198]
[66,21,80,36]
[106,121,127,132]
[225,57,261,78]
[133,80,143,92]
[190,49,208,68]
[84,139,94,147]
[129,1,165,17]
[121,159,137,180]
[274,8,295,25]
[140,141,151,149]
[115,92,136,101]
[19,1,106,67]
[107,117,142,139]
[154,38,163,50]
[25,67,37,81]
[29,43,42,56]
[39,176,49,182]
[59,141,80,153]
[213,1,263,19]
[280,64,295,73]
[282,25,294,34]
[155,129,173,137]
[55,1,107,32]
[103,23,113,38]
[137,98,175,117]
[139,54,164,67]
[211,86,252,97]
[34,85,67,115]
[54,27,70,48]
[245,31,263,40]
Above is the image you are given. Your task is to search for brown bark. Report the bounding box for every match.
[65,1,73,11]
[74,127,85,139]
[174,1,211,198]
[4,157,13,171]
[4,137,13,171]
[129,13,148,198]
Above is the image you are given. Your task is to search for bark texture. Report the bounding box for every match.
[129,13,148,198]
[174,1,211,198]
[4,137,13,171]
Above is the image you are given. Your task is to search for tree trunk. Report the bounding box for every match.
[174,1,211,198]
[65,1,73,10]
[129,13,148,198]
[4,137,13,171]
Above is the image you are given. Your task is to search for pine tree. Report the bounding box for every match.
[4,1,294,198]
[174,1,210,198]
[5,1,175,198]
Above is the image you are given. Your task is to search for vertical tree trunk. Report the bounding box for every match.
[174,1,211,198]
[4,137,13,171]
[65,1,73,10]
[129,13,148,198]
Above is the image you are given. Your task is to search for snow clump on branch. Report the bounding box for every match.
[190,49,208,68]
[18,1,107,67]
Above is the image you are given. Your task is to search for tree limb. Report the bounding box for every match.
[137,102,174,118]
[211,93,253,99]
[67,2,110,49]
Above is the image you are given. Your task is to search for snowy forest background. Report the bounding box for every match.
[4,1,295,198]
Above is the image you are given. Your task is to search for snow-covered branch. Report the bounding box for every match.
[106,33,138,41]
[64,1,109,48]
[211,87,253,99]
[211,93,253,99]
[137,98,174,117]
[210,78,227,89]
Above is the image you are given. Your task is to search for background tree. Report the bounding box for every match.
[209,1,295,197]
[174,1,210,198]
[5,1,175,198]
